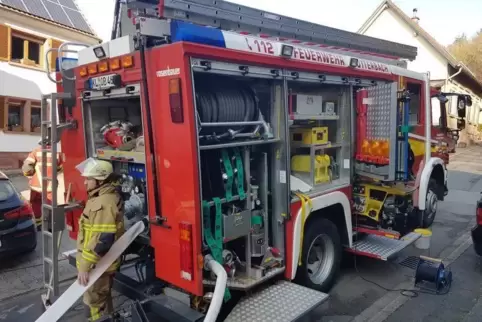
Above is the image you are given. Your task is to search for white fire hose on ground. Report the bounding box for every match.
[203,254,228,322]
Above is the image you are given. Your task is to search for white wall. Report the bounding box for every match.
[361,9,448,80]
[0,63,56,100]
[0,10,98,154]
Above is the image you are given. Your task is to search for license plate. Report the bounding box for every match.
[89,74,118,90]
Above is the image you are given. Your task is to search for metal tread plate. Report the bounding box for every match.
[347,232,421,260]
[225,280,328,322]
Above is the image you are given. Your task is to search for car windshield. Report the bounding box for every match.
[0,180,16,202]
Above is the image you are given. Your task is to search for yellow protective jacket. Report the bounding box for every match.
[76,183,125,273]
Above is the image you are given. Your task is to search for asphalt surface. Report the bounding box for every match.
[309,146,482,322]
[0,146,481,321]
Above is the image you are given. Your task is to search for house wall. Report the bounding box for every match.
[0,7,98,169]
[360,7,482,144]
[360,9,448,80]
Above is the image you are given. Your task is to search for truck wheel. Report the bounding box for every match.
[296,217,341,292]
[422,179,438,228]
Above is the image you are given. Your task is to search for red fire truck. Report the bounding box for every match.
[37,0,470,321]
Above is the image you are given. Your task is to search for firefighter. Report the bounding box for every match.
[75,157,125,321]
[22,127,64,227]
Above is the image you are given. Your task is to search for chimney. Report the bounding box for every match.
[411,8,420,23]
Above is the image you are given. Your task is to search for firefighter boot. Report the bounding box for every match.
[83,274,114,321]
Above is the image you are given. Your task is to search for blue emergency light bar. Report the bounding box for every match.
[170,20,227,48]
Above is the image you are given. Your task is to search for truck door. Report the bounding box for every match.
[403,81,425,175]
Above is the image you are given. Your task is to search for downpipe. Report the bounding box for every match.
[204,255,227,322]
[444,65,463,89]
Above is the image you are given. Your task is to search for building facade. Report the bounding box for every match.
[358,0,482,145]
[0,1,100,169]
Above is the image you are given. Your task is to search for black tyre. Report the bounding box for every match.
[422,179,438,228]
[296,217,342,292]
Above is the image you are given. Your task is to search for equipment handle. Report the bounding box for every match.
[58,42,89,81]
[44,42,89,83]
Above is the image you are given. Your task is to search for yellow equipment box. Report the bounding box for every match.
[291,154,331,184]
[291,127,328,145]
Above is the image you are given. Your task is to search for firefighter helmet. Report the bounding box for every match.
[76,158,113,181]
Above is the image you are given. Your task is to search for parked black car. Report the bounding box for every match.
[0,171,37,255]
[471,193,482,256]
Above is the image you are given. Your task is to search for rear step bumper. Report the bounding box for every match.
[65,252,327,322]
[346,232,421,260]
[225,281,328,322]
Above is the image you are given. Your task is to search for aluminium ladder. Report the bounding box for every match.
[39,92,79,307]
[118,0,417,64]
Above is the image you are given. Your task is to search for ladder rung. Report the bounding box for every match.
[44,257,53,265]
[42,121,52,125]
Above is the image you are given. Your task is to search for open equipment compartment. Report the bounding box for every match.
[191,58,289,290]
[288,73,352,193]
[82,84,148,230]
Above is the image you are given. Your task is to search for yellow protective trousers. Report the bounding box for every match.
[83,273,114,321]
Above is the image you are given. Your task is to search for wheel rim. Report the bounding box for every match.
[426,189,438,220]
[306,234,335,285]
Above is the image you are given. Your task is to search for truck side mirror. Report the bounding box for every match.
[457,118,466,130]
[451,130,460,142]
[457,95,470,119]
[437,94,449,104]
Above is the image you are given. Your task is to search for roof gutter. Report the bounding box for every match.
[445,64,463,89]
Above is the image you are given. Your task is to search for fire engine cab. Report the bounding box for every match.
[36,0,470,321]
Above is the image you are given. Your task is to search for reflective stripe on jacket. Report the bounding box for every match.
[76,183,125,273]
[22,146,64,192]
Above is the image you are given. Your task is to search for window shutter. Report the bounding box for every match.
[0,25,11,61]
[0,97,6,130]
[48,38,64,72]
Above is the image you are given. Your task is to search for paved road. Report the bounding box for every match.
[1,146,481,321]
